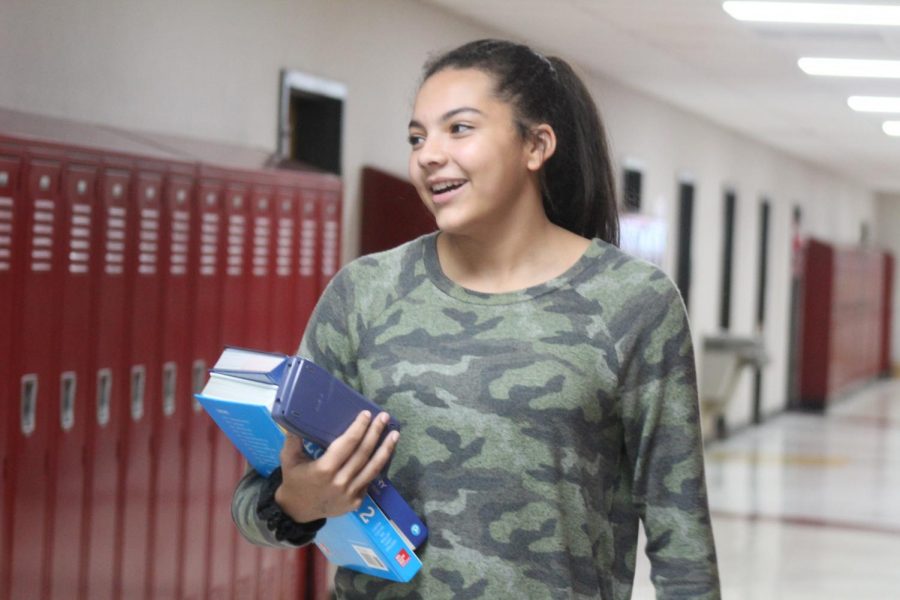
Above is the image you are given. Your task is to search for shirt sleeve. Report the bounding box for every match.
[297,265,363,389]
[231,267,358,548]
[619,276,721,599]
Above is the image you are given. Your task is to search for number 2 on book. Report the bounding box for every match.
[358,505,376,524]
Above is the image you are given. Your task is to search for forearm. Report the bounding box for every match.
[231,467,319,549]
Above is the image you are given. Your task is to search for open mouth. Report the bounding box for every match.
[430,180,467,197]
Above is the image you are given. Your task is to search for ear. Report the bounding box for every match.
[525,124,557,172]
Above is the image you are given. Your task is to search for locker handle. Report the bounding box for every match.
[162,362,176,417]
[191,359,206,413]
[60,371,76,431]
[20,374,38,436]
[96,368,112,427]
[131,365,146,422]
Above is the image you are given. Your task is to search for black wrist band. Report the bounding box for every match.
[256,467,326,545]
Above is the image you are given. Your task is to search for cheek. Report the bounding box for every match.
[408,152,418,181]
[408,157,426,192]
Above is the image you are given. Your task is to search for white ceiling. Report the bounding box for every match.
[421,0,900,193]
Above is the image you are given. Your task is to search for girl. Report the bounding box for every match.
[234,39,720,599]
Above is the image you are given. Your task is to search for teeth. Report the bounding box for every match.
[431,180,464,194]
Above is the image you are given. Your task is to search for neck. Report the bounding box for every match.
[436,216,590,294]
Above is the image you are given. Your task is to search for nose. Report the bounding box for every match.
[416,134,447,170]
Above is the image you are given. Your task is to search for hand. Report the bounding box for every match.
[274,410,399,523]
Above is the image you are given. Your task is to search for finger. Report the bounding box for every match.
[337,411,390,483]
[349,429,399,494]
[279,432,309,469]
[317,410,372,472]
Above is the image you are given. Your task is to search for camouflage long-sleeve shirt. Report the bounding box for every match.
[233,232,720,599]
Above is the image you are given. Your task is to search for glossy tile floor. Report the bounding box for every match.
[632,378,900,599]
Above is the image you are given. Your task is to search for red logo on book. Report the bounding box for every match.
[395,549,410,567]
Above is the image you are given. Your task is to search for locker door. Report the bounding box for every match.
[318,185,342,293]
[216,181,259,600]
[181,180,224,600]
[294,187,319,341]
[246,182,285,600]
[48,159,98,600]
[245,184,275,351]
[268,187,297,355]
[118,170,164,600]
[0,151,22,600]
[8,155,64,600]
[149,175,194,600]
[83,166,131,600]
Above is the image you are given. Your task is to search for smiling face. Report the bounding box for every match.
[408,68,547,238]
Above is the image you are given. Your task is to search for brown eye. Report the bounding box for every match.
[450,123,473,134]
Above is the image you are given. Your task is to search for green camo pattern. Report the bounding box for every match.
[235,232,720,599]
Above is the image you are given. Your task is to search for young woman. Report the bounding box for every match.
[234,39,720,599]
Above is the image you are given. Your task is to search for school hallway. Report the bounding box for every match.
[632,378,900,599]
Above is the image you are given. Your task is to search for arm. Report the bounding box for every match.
[231,467,323,549]
[620,278,720,599]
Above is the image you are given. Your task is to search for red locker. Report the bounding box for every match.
[149,173,194,600]
[318,183,342,294]
[48,157,99,600]
[0,150,22,600]
[245,183,275,352]
[181,179,224,600]
[261,177,310,599]
[247,178,285,600]
[200,178,239,600]
[294,186,319,343]
[268,185,297,355]
[116,168,165,600]
[7,153,64,600]
[211,178,257,600]
[83,164,132,600]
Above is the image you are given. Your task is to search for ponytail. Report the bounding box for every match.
[422,39,619,246]
[543,58,618,246]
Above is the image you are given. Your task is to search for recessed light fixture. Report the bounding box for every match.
[723,1,900,25]
[799,58,900,78]
[884,121,900,136]
[848,96,900,113]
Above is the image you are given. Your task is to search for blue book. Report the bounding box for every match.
[196,374,285,476]
[211,347,400,454]
[208,349,423,545]
[196,363,426,581]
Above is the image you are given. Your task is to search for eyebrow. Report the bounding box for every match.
[408,106,484,130]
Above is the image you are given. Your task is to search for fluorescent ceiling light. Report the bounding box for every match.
[799,58,900,78]
[884,121,900,136]
[723,1,900,25]
[848,96,900,112]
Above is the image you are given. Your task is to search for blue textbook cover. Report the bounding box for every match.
[208,348,424,545]
[196,358,426,581]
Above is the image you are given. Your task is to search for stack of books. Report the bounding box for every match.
[196,347,426,582]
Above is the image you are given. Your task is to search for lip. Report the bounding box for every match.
[426,178,468,206]
[430,180,467,206]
